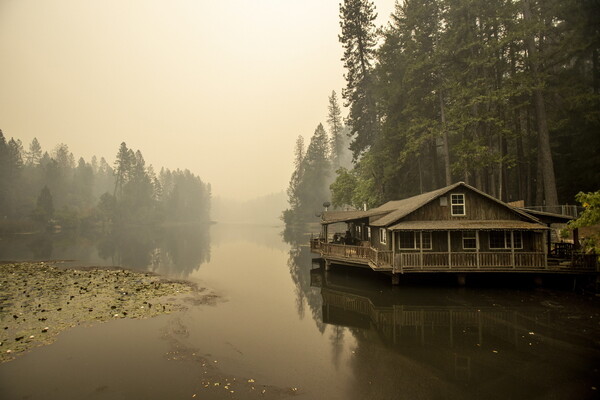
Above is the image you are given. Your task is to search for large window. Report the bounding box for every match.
[462,231,476,249]
[398,231,432,250]
[451,194,466,216]
[379,228,387,245]
[366,226,371,240]
[489,231,523,249]
[399,232,415,249]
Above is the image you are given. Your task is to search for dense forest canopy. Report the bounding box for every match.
[0,132,210,233]
[284,0,599,227]
[333,0,599,209]
[283,0,600,225]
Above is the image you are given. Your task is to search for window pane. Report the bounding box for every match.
[513,231,523,249]
[422,232,432,249]
[380,229,387,244]
[399,232,414,249]
[451,194,465,215]
[489,231,506,249]
[463,231,476,249]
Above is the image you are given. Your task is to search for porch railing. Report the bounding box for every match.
[395,252,547,272]
[311,239,597,273]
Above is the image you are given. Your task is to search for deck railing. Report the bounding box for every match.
[311,239,597,273]
[395,252,547,272]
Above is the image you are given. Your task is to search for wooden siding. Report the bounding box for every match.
[404,189,522,223]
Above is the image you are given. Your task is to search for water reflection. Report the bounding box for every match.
[0,224,210,278]
[308,266,600,399]
[284,226,326,333]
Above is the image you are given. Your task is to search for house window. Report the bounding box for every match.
[421,232,432,250]
[379,228,387,245]
[489,231,506,249]
[451,194,466,216]
[366,226,371,240]
[398,231,432,249]
[462,231,476,249]
[399,232,415,249]
[513,232,523,249]
[356,225,362,239]
[489,231,523,249]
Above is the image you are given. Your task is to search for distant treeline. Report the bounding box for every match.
[282,91,352,228]
[0,131,210,232]
[330,0,599,209]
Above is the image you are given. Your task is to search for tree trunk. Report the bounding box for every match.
[439,91,452,186]
[515,110,526,203]
[430,139,439,190]
[523,0,559,206]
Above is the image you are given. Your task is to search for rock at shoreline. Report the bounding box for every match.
[0,262,212,363]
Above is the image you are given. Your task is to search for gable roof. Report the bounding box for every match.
[371,182,541,227]
[322,182,543,227]
[369,184,462,227]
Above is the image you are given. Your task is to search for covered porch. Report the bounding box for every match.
[311,221,599,274]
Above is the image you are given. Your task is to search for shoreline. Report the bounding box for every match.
[0,262,216,363]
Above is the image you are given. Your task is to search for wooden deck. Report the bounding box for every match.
[310,239,598,274]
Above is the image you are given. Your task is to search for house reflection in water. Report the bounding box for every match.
[310,266,599,399]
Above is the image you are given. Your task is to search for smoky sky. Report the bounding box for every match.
[0,0,396,200]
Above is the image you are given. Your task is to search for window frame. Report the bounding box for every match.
[398,231,416,249]
[462,231,477,250]
[450,193,466,216]
[489,231,507,249]
[489,231,523,249]
[398,231,432,250]
[379,228,387,245]
[421,231,433,250]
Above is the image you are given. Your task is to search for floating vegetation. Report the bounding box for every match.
[0,262,212,362]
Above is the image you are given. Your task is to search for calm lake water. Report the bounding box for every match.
[1,223,599,399]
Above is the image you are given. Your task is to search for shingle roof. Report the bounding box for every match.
[369,184,462,227]
[387,220,548,231]
[321,209,390,224]
[322,182,542,227]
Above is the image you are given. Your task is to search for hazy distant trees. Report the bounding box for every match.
[283,94,353,227]
[0,133,211,232]
[283,125,331,226]
[31,186,54,224]
[330,0,600,208]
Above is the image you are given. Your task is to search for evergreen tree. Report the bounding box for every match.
[32,185,54,224]
[339,0,379,159]
[327,91,345,169]
[113,142,132,198]
[286,135,305,212]
[25,138,42,166]
[296,123,331,220]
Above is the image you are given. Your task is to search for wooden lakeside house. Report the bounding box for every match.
[310,182,598,284]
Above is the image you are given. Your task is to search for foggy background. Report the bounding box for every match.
[0,0,396,204]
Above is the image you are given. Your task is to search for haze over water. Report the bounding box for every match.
[1,224,598,399]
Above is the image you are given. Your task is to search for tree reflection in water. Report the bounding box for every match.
[308,266,600,399]
[0,225,210,279]
[283,222,600,399]
[283,223,326,334]
[97,224,211,278]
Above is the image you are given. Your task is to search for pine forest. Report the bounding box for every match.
[285,0,600,225]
